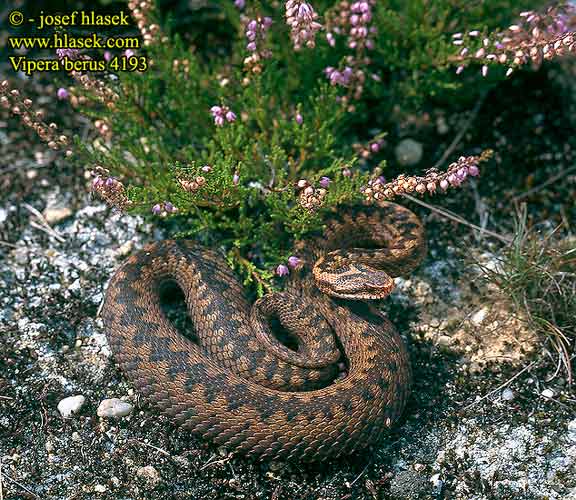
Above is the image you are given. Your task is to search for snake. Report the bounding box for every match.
[101,202,426,461]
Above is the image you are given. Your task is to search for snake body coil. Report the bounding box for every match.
[102,203,425,461]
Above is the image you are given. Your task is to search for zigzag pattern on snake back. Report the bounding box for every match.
[101,202,426,461]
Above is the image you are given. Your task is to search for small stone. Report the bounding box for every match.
[43,206,73,225]
[116,241,134,257]
[541,389,555,399]
[429,473,443,492]
[45,440,54,453]
[97,398,133,418]
[137,465,161,488]
[94,484,107,493]
[429,318,441,328]
[436,335,453,348]
[57,395,86,418]
[501,388,515,401]
[72,432,81,442]
[395,138,423,167]
[470,307,489,326]
[568,419,576,441]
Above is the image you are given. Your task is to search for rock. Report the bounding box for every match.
[429,473,443,492]
[116,240,134,257]
[94,484,107,493]
[429,318,441,328]
[568,419,576,442]
[137,465,161,488]
[43,206,73,225]
[389,470,430,498]
[541,389,555,399]
[437,335,453,348]
[501,388,515,401]
[471,307,489,326]
[57,395,86,418]
[97,398,133,418]
[395,138,423,167]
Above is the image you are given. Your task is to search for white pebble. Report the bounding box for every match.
[137,465,161,488]
[501,388,515,401]
[541,389,555,399]
[470,307,489,326]
[568,419,576,441]
[94,484,107,493]
[430,473,443,492]
[43,206,73,225]
[97,398,133,418]
[57,395,86,418]
[395,138,423,167]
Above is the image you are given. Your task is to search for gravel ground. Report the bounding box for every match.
[1,182,575,500]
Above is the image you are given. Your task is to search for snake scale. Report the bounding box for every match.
[102,202,426,461]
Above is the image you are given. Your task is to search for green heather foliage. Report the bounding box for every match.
[73,0,545,292]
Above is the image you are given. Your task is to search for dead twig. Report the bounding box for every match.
[0,470,39,499]
[512,164,576,202]
[402,193,513,244]
[130,439,171,457]
[22,203,65,243]
[461,361,537,411]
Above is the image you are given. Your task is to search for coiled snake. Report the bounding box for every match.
[102,203,426,461]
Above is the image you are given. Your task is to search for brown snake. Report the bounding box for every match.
[102,202,426,461]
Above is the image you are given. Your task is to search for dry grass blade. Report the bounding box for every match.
[478,203,576,383]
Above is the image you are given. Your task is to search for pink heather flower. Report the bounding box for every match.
[234,0,245,9]
[295,113,303,124]
[468,165,480,176]
[440,179,449,190]
[201,165,212,173]
[276,264,289,276]
[103,51,112,62]
[285,0,322,50]
[243,17,273,71]
[326,32,335,47]
[342,168,351,177]
[56,48,79,60]
[370,142,380,153]
[325,66,354,87]
[319,176,331,188]
[288,256,301,268]
[124,49,135,58]
[57,88,69,100]
[152,204,162,215]
[233,173,240,185]
[211,105,236,126]
[164,201,177,213]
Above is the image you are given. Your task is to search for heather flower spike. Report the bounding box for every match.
[453,3,576,76]
[285,0,322,50]
[362,151,493,203]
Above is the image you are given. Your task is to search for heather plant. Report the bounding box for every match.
[2,0,575,294]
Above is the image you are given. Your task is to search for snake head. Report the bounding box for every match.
[313,262,395,300]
